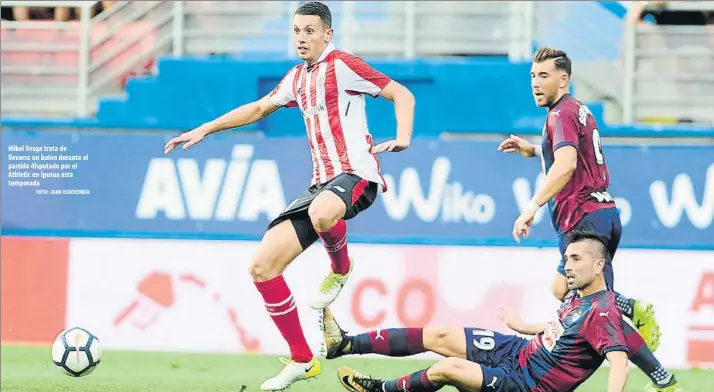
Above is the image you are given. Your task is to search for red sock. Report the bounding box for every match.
[254,275,312,362]
[317,219,351,275]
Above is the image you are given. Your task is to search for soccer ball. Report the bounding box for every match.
[51,327,102,377]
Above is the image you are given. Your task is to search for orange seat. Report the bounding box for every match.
[54,52,79,67]
[1,21,156,90]
[17,29,60,43]
[61,25,81,40]
[2,52,47,67]
[90,21,157,80]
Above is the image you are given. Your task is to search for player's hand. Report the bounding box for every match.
[498,306,523,332]
[512,209,536,243]
[164,127,209,155]
[371,138,410,153]
[497,134,537,158]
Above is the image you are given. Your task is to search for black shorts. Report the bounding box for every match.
[266,173,379,250]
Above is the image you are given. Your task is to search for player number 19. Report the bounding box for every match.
[472,329,496,351]
[592,128,604,165]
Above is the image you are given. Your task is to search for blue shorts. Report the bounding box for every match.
[464,328,531,392]
[557,208,622,290]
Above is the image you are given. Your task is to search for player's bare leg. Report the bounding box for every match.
[309,190,355,309]
[551,273,680,392]
[338,357,484,392]
[550,273,570,301]
[250,220,321,390]
[321,307,466,359]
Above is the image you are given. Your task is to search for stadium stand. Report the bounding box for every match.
[0,0,712,132]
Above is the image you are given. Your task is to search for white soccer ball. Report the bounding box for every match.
[51,327,102,377]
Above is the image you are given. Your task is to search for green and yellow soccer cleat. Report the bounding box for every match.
[632,301,661,352]
[310,258,354,309]
[645,375,683,392]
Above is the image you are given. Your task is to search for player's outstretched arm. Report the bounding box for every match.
[498,306,546,335]
[371,81,415,153]
[529,145,577,207]
[511,114,579,242]
[164,97,279,154]
[529,111,581,208]
[511,321,547,335]
[202,96,279,136]
[605,350,629,392]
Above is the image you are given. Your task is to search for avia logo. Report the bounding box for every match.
[380,157,496,224]
[135,145,286,221]
[114,271,260,351]
[650,164,714,229]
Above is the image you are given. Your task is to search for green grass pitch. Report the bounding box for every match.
[2,345,712,392]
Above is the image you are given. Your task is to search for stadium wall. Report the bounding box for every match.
[1,236,713,369]
[2,128,713,368]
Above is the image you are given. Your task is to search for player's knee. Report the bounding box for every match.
[427,357,464,384]
[308,194,345,232]
[248,221,302,282]
[424,325,460,353]
[309,212,335,233]
[551,272,569,301]
[248,258,280,282]
[248,250,286,282]
[551,278,568,301]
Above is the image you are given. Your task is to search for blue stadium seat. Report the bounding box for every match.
[94,56,610,137]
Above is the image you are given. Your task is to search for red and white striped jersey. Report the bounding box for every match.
[267,44,389,191]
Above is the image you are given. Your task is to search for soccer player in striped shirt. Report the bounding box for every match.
[164,2,415,390]
[322,232,631,392]
[498,47,680,392]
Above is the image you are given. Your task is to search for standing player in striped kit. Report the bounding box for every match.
[164,2,415,390]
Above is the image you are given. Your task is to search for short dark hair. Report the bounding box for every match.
[533,47,572,76]
[566,229,608,260]
[295,1,332,28]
